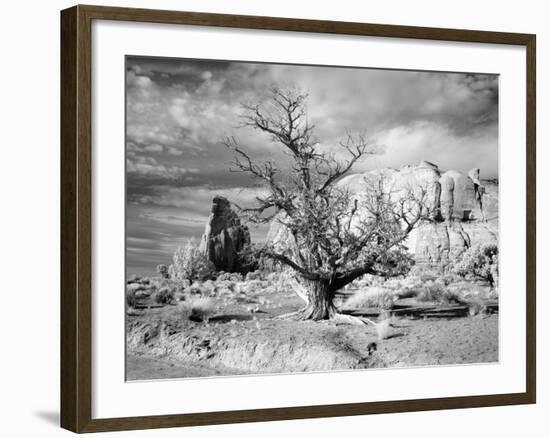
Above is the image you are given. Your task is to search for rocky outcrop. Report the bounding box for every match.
[267,161,498,268]
[266,212,295,254]
[412,221,472,266]
[199,196,251,273]
[411,164,497,266]
[439,170,478,220]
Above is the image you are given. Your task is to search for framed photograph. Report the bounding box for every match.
[60,4,536,433]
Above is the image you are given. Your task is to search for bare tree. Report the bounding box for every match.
[225,88,429,323]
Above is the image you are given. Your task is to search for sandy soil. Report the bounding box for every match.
[126,355,245,380]
[126,282,498,381]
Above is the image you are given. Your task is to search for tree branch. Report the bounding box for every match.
[261,249,323,281]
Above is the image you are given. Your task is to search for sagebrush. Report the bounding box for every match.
[169,238,215,283]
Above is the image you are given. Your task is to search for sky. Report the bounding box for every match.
[126,56,499,276]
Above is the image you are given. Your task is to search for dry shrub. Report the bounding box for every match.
[416,279,446,302]
[215,279,237,294]
[127,276,151,286]
[486,288,499,301]
[202,280,217,295]
[416,279,464,304]
[126,288,137,308]
[468,301,486,317]
[350,274,379,289]
[174,291,186,301]
[126,283,143,293]
[186,297,216,322]
[344,287,396,310]
[262,286,277,295]
[265,272,285,283]
[156,264,170,279]
[245,270,264,281]
[396,275,424,292]
[185,280,219,297]
[239,279,267,295]
[375,318,393,340]
[170,238,215,283]
[447,281,497,303]
[273,270,296,294]
[154,288,174,305]
[186,284,203,295]
[452,243,498,287]
[127,275,139,284]
[216,272,243,282]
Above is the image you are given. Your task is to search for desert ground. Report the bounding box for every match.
[126,272,498,380]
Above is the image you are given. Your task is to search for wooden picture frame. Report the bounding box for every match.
[61,4,536,433]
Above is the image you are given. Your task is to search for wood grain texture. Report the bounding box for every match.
[60,4,537,433]
[60,5,78,432]
[525,34,536,404]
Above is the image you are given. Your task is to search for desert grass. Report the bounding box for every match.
[126,288,137,308]
[344,287,397,310]
[154,288,175,305]
[186,297,216,322]
[375,318,393,340]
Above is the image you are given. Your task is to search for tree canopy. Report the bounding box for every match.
[225,88,430,321]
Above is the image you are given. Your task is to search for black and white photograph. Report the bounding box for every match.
[125,56,499,381]
[1,0,544,435]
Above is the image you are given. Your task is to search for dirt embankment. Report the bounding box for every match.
[127,316,373,377]
[126,304,498,380]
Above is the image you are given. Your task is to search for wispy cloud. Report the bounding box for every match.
[126,155,199,179]
[132,185,268,211]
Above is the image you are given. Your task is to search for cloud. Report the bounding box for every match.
[126,155,199,179]
[167,147,183,156]
[144,144,164,153]
[367,121,498,177]
[127,142,143,152]
[126,58,498,174]
[126,70,153,89]
[126,59,285,158]
[265,68,498,149]
[133,185,268,210]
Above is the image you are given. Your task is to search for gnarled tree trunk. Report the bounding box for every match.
[298,279,336,320]
[278,276,373,326]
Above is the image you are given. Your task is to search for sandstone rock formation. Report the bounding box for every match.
[199,196,251,273]
[265,212,296,255]
[411,164,497,266]
[267,161,498,268]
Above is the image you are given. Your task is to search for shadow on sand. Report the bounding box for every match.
[209,313,257,323]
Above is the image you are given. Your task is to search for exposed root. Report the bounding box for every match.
[276,309,306,320]
[276,305,317,321]
[332,313,377,326]
[277,309,377,326]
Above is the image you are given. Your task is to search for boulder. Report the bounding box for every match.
[199,196,251,273]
